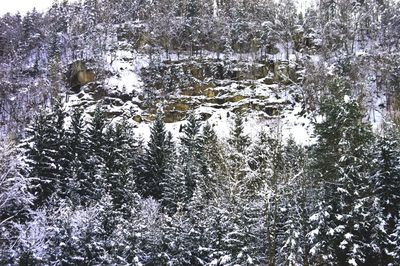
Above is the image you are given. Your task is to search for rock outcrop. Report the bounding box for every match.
[68,61,96,91]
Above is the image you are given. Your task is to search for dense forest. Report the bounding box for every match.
[1,0,400,265]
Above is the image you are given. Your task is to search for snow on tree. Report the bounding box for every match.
[65,107,91,205]
[161,132,186,214]
[178,113,204,201]
[138,110,174,200]
[0,138,34,265]
[102,118,138,212]
[197,122,228,200]
[370,124,400,265]
[308,78,374,265]
[278,137,310,266]
[24,110,66,207]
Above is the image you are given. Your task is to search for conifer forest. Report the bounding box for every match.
[1,0,400,265]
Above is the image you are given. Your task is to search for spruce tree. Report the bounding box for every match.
[393,216,400,264]
[197,122,227,200]
[161,132,185,214]
[65,107,91,205]
[178,113,203,201]
[370,125,400,265]
[50,101,69,198]
[86,104,107,200]
[161,206,193,265]
[45,198,111,265]
[25,110,63,207]
[138,110,173,200]
[309,78,374,265]
[279,137,310,266]
[103,119,138,212]
[263,135,285,266]
[0,139,34,265]
[228,112,250,183]
[250,131,277,192]
[229,112,249,154]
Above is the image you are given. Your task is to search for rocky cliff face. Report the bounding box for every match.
[63,34,312,143]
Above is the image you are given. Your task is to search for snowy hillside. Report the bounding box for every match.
[64,41,314,144]
[1,0,400,265]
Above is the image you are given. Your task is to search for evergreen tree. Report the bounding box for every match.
[229,112,249,154]
[228,113,250,182]
[138,110,173,200]
[21,8,43,53]
[65,107,91,204]
[87,105,106,157]
[161,132,185,214]
[126,198,165,265]
[0,139,34,265]
[50,101,69,198]
[393,215,400,264]
[44,197,115,265]
[161,206,193,265]
[370,124,400,265]
[103,119,138,212]
[16,208,49,265]
[86,104,107,200]
[178,113,203,201]
[309,78,374,265]
[25,110,65,207]
[279,137,310,266]
[197,122,227,200]
[249,131,276,192]
[263,135,285,266]
[187,0,199,18]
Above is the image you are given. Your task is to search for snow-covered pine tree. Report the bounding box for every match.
[128,198,165,265]
[393,214,400,264]
[198,115,261,265]
[16,208,50,265]
[21,8,43,56]
[65,107,91,205]
[160,205,194,265]
[247,131,274,264]
[248,130,274,193]
[264,135,285,266]
[102,118,138,212]
[279,137,310,266]
[25,109,66,207]
[0,138,34,265]
[161,132,186,214]
[370,124,400,265]
[274,0,298,61]
[187,0,199,18]
[138,110,173,200]
[49,101,69,198]
[228,112,250,182]
[44,197,114,265]
[86,104,107,201]
[181,123,233,264]
[309,78,374,265]
[178,113,203,201]
[197,122,227,200]
[247,129,286,266]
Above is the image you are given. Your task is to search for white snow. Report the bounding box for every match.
[106,50,149,94]
[348,258,357,266]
